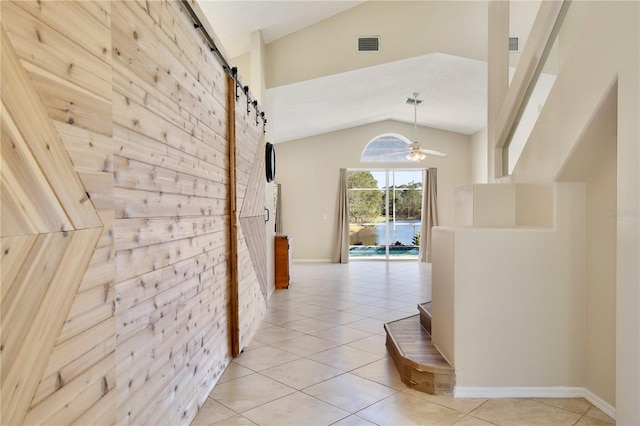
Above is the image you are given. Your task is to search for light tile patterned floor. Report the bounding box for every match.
[193,261,614,426]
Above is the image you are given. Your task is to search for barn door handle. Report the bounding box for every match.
[264,207,270,223]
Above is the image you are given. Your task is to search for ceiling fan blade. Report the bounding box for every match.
[419,148,447,157]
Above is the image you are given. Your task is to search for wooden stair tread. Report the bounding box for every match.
[385,315,453,371]
[385,313,455,396]
[419,302,432,315]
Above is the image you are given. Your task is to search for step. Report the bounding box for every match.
[384,314,455,395]
[418,302,432,335]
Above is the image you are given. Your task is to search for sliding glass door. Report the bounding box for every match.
[347,169,423,260]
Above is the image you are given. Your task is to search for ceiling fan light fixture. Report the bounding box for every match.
[407,147,426,162]
[407,92,426,162]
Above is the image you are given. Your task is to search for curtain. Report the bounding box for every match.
[333,168,350,263]
[419,168,438,262]
[275,184,283,235]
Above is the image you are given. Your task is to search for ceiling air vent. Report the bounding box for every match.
[509,37,519,52]
[358,36,380,52]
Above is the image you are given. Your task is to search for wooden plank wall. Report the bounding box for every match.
[0,1,267,424]
[235,90,268,349]
[1,2,114,424]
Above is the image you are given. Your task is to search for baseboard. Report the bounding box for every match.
[454,386,584,399]
[583,388,616,420]
[292,259,332,263]
[455,386,615,420]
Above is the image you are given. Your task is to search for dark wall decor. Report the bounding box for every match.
[265,142,276,182]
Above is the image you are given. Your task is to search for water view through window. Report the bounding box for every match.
[347,170,423,259]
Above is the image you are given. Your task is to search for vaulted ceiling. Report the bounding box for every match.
[198,1,365,59]
[198,1,539,143]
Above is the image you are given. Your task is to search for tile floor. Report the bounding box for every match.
[193,261,614,426]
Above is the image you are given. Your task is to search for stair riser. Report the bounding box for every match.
[385,329,455,396]
[386,334,405,375]
[418,305,431,336]
[419,308,432,335]
[404,367,455,396]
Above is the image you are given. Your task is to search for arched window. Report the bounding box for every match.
[361,133,412,162]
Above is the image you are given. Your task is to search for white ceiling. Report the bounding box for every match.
[198,1,489,144]
[268,53,488,143]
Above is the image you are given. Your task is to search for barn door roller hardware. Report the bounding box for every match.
[182,1,267,133]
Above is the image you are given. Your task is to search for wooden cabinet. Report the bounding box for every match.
[275,235,292,289]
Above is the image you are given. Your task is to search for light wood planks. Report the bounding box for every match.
[1,108,73,234]
[111,0,262,422]
[238,133,268,299]
[239,216,268,300]
[0,234,37,300]
[24,352,116,425]
[54,121,113,174]
[234,88,268,345]
[1,233,70,369]
[1,228,102,425]
[2,1,112,101]
[1,0,268,424]
[24,60,112,137]
[1,25,101,234]
[2,2,112,424]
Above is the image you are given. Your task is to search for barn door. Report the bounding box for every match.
[227,74,268,356]
[1,24,106,425]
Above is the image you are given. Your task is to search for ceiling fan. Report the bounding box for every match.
[402,93,447,161]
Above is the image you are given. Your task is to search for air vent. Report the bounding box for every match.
[509,37,519,52]
[358,36,380,52]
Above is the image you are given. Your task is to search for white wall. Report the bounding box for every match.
[433,183,586,390]
[585,139,617,407]
[275,120,471,261]
[463,1,638,421]
[508,3,638,421]
[515,184,554,227]
[473,184,516,227]
[470,128,488,183]
[431,228,455,365]
[508,1,542,69]
[234,52,251,88]
[265,1,488,88]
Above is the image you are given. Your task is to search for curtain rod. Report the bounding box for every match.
[180,0,267,133]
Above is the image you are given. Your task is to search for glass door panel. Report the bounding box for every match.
[348,170,422,260]
[348,170,386,259]
[388,170,422,258]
